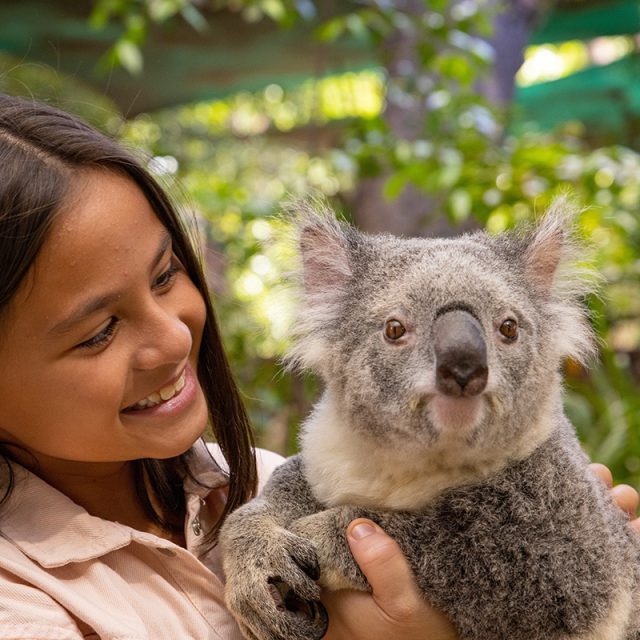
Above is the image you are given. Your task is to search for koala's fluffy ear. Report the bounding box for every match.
[289,198,353,298]
[523,197,576,297]
[283,198,355,372]
[522,197,599,364]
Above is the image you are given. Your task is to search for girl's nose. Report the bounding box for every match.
[132,306,193,371]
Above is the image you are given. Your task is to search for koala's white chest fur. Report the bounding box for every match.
[299,391,553,511]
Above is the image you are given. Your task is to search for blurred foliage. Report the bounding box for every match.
[7,0,639,483]
[0,53,121,129]
[89,0,210,74]
[88,0,322,74]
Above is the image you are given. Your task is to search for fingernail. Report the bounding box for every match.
[350,522,376,540]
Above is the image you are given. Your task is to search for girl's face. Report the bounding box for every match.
[0,170,209,469]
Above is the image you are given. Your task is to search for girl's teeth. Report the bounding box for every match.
[129,371,186,411]
[160,386,174,401]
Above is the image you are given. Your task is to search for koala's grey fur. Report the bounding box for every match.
[220,198,640,640]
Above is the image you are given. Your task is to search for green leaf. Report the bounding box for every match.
[315,16,347,42]
[448,188,472,222]
[147,0,183,22]
[125,13,147,42]
[115,40,144,74]
[383,171,409,200]
[436,53,475,85]
[180,4,209,32]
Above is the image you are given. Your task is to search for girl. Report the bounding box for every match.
[0,94,455,639]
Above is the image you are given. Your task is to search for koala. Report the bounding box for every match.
[219,198,640,640]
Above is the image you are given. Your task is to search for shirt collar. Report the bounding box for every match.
[0,439,229,568]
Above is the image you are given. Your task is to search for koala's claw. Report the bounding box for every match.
[291,551,320,581]
[229,576,328,640]
[222,521,328,640]
[268,578,328,636]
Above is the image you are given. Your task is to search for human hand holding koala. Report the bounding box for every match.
[592,463,640,532]
[322,519,458,640]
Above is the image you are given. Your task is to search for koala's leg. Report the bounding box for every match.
[290,505,373,592]
[220,455,328,640]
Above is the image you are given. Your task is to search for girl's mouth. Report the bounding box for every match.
[123,370,187,412]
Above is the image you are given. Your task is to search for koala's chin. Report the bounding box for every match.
[426,394,486,433]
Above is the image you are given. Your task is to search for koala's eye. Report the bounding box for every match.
[385,319,406,341]
[499,318,519,341]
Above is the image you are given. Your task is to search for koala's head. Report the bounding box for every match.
[285,198,597,459]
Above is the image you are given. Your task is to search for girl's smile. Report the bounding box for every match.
[124,367,187,411]
[122,362,197,417]
[0,168,209,472]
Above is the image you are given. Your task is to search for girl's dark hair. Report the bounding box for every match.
[0,94,257,546]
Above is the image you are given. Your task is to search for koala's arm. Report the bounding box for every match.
[225,453,326,535]
[219,455,329,640]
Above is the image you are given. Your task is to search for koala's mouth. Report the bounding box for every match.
[428,394,486,433]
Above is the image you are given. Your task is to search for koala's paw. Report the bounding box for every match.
[223,526,328,640]
[290,508,370,593]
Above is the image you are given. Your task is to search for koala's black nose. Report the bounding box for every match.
[434,309,488,397]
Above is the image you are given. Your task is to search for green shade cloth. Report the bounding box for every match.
[531,0,640,44]
[515,53,640,143]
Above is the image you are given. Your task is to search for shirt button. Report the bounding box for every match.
[191,515,202,536]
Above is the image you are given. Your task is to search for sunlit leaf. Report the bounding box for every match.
[115,40,144,74]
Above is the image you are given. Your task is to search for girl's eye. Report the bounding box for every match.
[77,317,119,350]
[384,318,406,341]
[153,262,180,291]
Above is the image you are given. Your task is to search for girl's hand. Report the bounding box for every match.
[321,519,458,640]
[590,463,640,533]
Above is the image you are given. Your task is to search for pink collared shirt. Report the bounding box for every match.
[0,441,284,639]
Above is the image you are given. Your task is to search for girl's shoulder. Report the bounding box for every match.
[203,441,286,491]
[254,448,287,491]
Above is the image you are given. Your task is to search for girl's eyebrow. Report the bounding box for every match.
[49,231,172,336]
